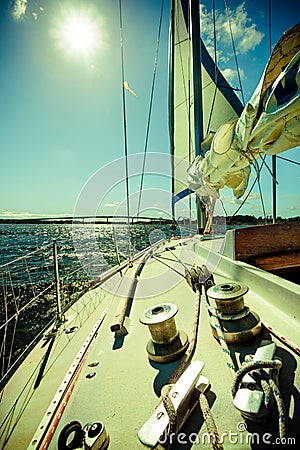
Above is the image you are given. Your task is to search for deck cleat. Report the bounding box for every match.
[138,361,209,447]
[232,340,282,422]
[140,303,189,363]
[207,282,262,344]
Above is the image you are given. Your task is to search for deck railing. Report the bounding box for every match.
[0,219,189,388]
[0,242,94,386]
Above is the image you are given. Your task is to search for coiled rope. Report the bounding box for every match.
[161,383,224,450]
[204,273,288,441]
[194,265,288,441]
[231,358,287,439]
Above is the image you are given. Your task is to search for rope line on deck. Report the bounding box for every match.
[158,263,224,450]
[161,383,177,436]
[231,358,287,439]
[169,285,202,384]
[262,321,300,357]
[201,276,237,376]
[199,392,224,450]
[186,265,288,442]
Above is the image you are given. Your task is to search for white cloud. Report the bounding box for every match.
[0,209,49,219]
[285,204,300,211]
[221,67,239,84]
[104,202,120,208]
[230,197,243,205]
[200,2,264,82]
[11,0,28,21]
[248,193,261,200]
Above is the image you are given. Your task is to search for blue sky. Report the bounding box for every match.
[0,0,299,220]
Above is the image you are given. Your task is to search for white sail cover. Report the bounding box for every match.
[188,22,300,199]
[169,0,243,206]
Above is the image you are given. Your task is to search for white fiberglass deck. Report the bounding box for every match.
[1,236,299,449]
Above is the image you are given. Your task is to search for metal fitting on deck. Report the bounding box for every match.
[207,282,262,344]
[57,420,109,450]
[140,303,189,363]
[83,421,109,450]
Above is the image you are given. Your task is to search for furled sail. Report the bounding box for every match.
[169,0,243,211]
[188,22,300,199]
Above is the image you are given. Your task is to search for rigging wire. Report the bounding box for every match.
[188,5,192,227]
[152,254,185,278]
[277,155,300,166]
[118,0,132,261]
[136,0,165,219]
[258,152,278,184]
[268,0,277,224]
[228,141,290,221]
[227,156,267,222]
[175,1,194,163]
[256,165,267,219]
[219,196,228,217]
[223,0,245,106]
[205,0,219,135]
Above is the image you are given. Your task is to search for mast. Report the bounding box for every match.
[269,0,277,224]
[169,0,175,219]
[189,0,206,233]
[272,155,277,223]
[170,0,242,230]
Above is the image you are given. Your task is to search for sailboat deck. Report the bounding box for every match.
[1,236,299,449]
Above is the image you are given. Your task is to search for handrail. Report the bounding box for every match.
[0,233,167,387]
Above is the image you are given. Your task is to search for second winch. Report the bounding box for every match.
[207,282,262,344]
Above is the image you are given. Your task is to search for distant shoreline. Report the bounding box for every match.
[0,215,299,225]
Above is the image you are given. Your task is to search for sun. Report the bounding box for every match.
[53,6,104,60]
[63,15,95,54]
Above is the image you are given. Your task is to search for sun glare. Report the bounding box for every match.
[62,14,95,54]
[53,7,104,60]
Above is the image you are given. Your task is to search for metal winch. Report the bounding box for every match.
[207,282,262,344]
[140,303,189,363]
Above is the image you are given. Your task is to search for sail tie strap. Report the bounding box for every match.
[231,358,287,439]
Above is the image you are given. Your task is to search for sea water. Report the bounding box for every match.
[0,221,182,373]
[0,222,177,274]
